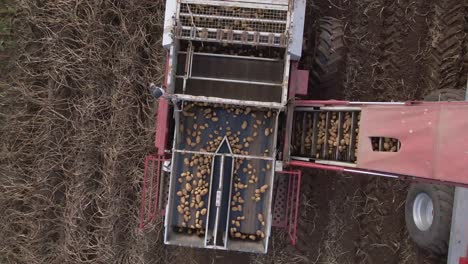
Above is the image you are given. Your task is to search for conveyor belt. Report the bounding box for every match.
[166,102,277,250]
[291,109,361,163]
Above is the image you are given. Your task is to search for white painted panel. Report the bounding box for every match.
[288,0,306,60]
[163,0,178,49]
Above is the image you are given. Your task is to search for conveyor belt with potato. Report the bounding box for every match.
[291,110,361,163]
[168,102,276,246]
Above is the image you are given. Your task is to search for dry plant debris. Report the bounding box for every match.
[0,1,166,263]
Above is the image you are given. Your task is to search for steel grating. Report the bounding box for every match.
[180,3,287,21]
[272,173,288,227]
[176,3,289,47]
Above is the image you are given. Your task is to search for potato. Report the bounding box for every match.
[258,213,263,222]
[383,142,390,150]
[177,205,184,214]
[200,208,207,216]
[200,188,208,196]
[241,121,248,130]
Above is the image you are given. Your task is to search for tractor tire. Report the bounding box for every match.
[405,183,454,255]
[426,0,466,91]
[311,17,346,99]
[424,88,466,101]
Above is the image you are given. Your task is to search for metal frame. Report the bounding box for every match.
[179,51,283,62]
[287,100,468,186]
[155,54,172,155]
[139,154,168,229]
[175,75,282,87]
[175,1,290,47]
[203,138,236,249]
[282,170,301,245]
[171,94,286,109]
[180,0,290,11]
[271,170,301,245]
[168,46,291,109]
[176,28,288,48]
[162,102,280,253]
[170,0,293,107]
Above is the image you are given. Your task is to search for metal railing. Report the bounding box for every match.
[139,154,168,229]
[272,170,301,245]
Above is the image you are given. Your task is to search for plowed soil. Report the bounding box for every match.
[254,0,466,264]
[1,0,467,264]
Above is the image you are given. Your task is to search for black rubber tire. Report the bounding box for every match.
[424,88,466,101]
[310,17,346,99]
[427,1,465,91]
[405,183,454,255]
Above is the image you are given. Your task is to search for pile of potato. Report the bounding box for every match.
[315,113,327,159]
[229,159,270,241]
[354,114,360,161]
[372,137,399,152]
[176,154,212,236]
[292,112,360,162]
[314,111,360,162]
[177,103,275,238]
[304,114,313,152]
[182,103,274,157]
[229,212,266,241]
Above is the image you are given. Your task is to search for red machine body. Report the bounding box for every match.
[358,103,468,185]
[288,100,468,187]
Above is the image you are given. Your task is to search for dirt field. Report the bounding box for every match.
[0,0,467,264]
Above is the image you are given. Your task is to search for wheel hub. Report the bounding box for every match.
[413,193,434,231]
